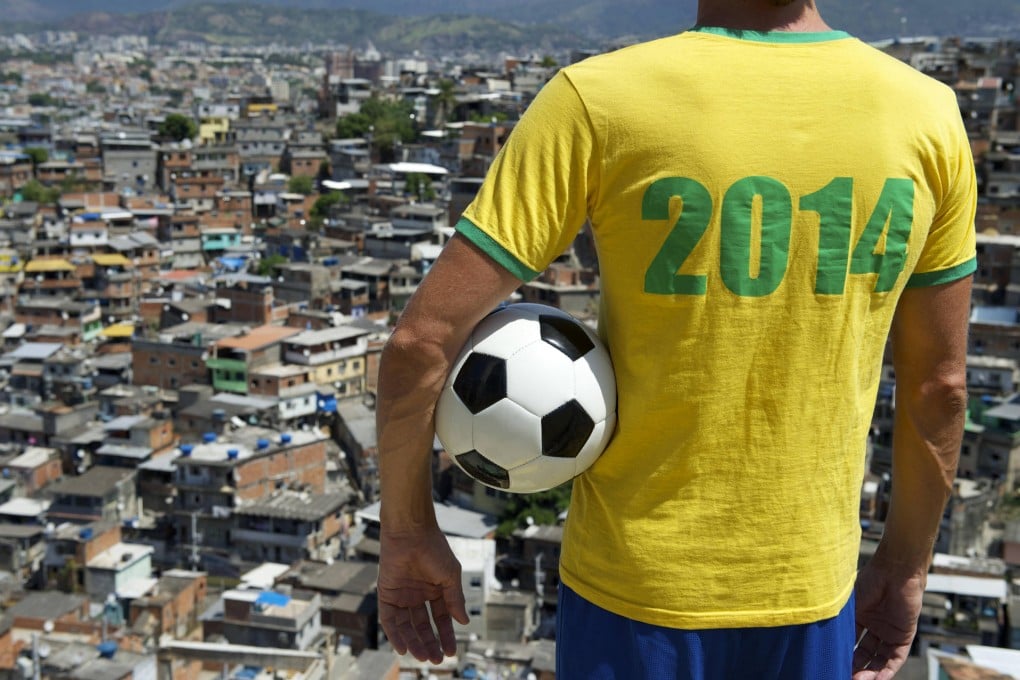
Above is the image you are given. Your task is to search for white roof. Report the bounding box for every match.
[117,576,158,599]
[321,179,353,191]
[925,573,1008,601]
[6,342,62,360]
[1,323,25,339]
[383,161,448,176]
[965,645,1020,676]
[240,562,291,590]
[7,446,55,469]
[87,542,154,570]
[0,496,50,517]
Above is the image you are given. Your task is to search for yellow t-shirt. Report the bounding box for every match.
[456,27,977,629]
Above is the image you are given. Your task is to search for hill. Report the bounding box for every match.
[0,0,1017,50]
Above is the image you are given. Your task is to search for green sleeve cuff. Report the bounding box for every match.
[905,257,976,288]
[455,217,541,282]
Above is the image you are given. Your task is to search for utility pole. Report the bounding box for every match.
[190,511,201,569]
[534,552,544,630]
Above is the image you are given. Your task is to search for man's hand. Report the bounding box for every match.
[852,558,926,679]
[379,526,470,664]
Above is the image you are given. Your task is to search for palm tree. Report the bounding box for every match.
[432,79,458,129]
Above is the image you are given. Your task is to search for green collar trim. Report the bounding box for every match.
[690,25,852,43]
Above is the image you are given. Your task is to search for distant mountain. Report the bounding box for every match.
[0,0,1017,47]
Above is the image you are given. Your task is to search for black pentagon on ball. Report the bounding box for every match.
[539,314,595,361]
[456,450,511,489]
[541,399,595,458]
[453,353,506,414]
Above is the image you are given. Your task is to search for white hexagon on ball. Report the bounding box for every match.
[472,399,544,471]
[504,341,577,417]
[573,351,616,423]
[434,384,476,455]
[471,308,543,359]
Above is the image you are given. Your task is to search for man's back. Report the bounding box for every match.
[460,27,976,628]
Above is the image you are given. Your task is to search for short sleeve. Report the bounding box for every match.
[456,71,598,282]
[906,99,977,288]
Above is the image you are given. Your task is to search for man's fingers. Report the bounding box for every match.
[379,605,410,656]
[429,596,466,657]
[408,602,443,663]
[381,603,441,663]
[443,583,470,624]
[852,632,908,680]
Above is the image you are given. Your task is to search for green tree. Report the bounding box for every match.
[316,160,332,184]
[540,55,558,68]
[469,110,508,124]
[257,254,288,276]
[404,173,436,201]
[85,81,106,94]
[335,111,373,140]
[311,191,349,219]
[28,92,59,107]
[22,147,48,167]
[336,97,418,162]
[288,175,314,195]
[158,113,198,142]
[496,484,572,538]
[431,79,458,127]
[19,179,59,204]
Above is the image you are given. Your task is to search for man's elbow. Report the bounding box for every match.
[379,324,450,391]
[917,372,969,419]
[897,371,968,479]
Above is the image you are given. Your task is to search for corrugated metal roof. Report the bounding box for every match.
[5,342,62,360]
[215,325,302,351]
[25,258,75,272]
[91,253,132,267]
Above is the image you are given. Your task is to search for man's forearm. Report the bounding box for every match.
[879,378,967,573]
[377,327,450,533]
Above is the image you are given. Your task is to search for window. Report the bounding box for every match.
[149,356,159,365]
[469,576,482,588]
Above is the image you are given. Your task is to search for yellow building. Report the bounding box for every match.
[0,249,23,276]
[282,326,371,398]
[199,116,232,146]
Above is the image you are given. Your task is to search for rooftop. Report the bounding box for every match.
[87,542,154,570]
[48,466,134,498]
[215,324,303,351]
[234,491,348,522]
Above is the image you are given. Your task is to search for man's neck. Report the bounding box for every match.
[696,0,832,32]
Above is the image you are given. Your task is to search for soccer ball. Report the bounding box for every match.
[435,303,616,494]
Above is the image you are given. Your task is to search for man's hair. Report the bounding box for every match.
[773,0,798,5]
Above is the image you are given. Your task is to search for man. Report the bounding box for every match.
[376,0,975,677]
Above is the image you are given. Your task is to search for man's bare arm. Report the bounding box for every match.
[885,275,971,570]
[853,274,971,679]
[376,233,522,661]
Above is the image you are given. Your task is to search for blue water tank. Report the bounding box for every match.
[280,433,292,444]
[202,432,216,443]
[227,448,239,460]
[256,438,270,450]
[180,444,193,457]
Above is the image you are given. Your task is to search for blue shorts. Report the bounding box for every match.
[556,585,855,680]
